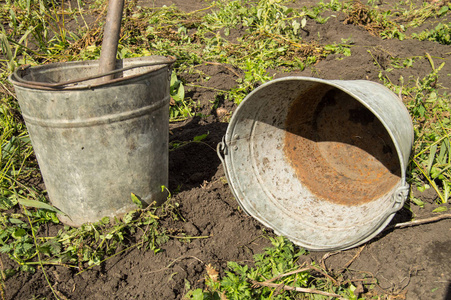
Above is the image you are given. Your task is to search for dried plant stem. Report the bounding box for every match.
[340,245,366,271]
[24,207,61,300]
[251,280,347,300]
[251,265,341,297]
[392,214,451,229]
[259,266,311,284]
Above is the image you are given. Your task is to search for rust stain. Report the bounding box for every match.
[283,84,401,206]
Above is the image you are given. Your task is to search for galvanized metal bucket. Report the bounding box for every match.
[9,56,175,227]
[218,77,413,251]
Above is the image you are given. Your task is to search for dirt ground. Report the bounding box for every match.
[4,0,451,299]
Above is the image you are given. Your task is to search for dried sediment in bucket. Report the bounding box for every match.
[284,84,401,206]
[219,77,413,251]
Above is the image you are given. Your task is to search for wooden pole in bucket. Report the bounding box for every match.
[98,0,124,83]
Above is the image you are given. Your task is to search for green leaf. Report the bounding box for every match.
[443,182,450,203]
[123,211,135,224]
[410,197,425,208]
[427,144,438,175]
[437,140,448,164]
[191,289,205,300]
[292,19,300,34]
[12,228,27,239]
[131,193,143,209]
[432,206,448,213]
[176,82,185,101]
[8,218,24,224]
[438,5,449,16]
[20,264,35,273]
[170,71,178,88]
[0,244,12,253]
[101,216,110,225]
[301,17,307,28]
[417,184,430,192]
[18,198,66,216]
[193,132,209,142]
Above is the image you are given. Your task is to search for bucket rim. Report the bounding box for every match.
[220,76,413,250]
[9,55,176,91]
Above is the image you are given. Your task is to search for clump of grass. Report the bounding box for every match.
[186,236,366,300]
[377,54,451,204]
[170,70,194,121]
[0,194,183,274]
[0,89,38,211]
[412,22,451,45]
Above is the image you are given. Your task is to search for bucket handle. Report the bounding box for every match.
[389,183,409,214]
[216,138,227,169]
[11,56,176,89]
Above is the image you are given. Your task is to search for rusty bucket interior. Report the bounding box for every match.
[219,77,413,251]
[284,85,401,206]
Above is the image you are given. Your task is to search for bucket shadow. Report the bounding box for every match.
[446,282,451,300]
[168,117,228,193]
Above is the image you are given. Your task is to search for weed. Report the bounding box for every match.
[186,236,363,300]
[0,194,184,273]
[376,53,451,203]
[412,22,451,45]
[169,132,214,152]
[170,70,193,121]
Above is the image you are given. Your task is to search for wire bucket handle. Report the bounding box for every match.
[11,56,176,90]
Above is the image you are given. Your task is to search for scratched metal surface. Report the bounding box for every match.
[220,77,413,251]
[11,56,172,227]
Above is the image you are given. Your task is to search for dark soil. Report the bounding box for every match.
[4,1,451,299]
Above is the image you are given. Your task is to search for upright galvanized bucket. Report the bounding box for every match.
[218,77,413,251]
[10,56,175,227]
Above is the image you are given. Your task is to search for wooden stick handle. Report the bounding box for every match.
[98,0,125,83]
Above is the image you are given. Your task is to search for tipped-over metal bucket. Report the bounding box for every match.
[9,56,175,227]
[218,77,413,251]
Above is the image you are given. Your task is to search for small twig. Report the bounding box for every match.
[251,280,347,300]
[320,251,340,271]
[143,255,204,275]
[343,277,378,285]
[52,283,69,300]
[386,214,451,230]
[340,245,366,272]
[259,264,339,287]
[261,265,310,284]
[167,235,210,239]
[185,4,216,15]
[310,265,339,286]
[0,81,17,100]
[170,140,217,152]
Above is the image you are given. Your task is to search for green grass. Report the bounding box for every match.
[0,0,450,298]
[378,54,451,205]
[186,236,365,300]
